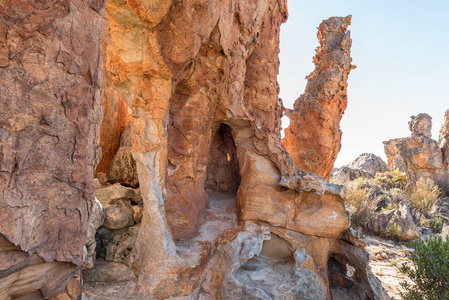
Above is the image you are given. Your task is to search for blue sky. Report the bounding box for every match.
[279,0,449,167]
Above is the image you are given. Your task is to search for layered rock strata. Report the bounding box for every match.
[282,16,356,179]
[384,113,449,188]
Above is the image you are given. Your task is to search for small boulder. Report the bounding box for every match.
[367,201,419,241]
[106,225,139,265]
[132,205,143,223]
[103,199,134,230]
[83,259,136,283]
[94,178,103,190]
[95,184,135,206]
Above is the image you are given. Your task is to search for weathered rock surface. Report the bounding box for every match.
[83,198,105,269]
[95,184,135,206]
[108,125,139,187]
[0,234,79,299]
[0,0,104,297]
[331,153,388,183]
[367,202,419,241]
[201,222,387,300]
[103,199,134,230]
[383,139,405,172]
[384,113,449,188]
[1,1,388,298]
[105,225,139,265]
[409,113,432,138]
[82,259,137,300]
[282,16,355,179]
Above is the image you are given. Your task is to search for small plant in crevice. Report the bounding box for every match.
[430,217,444,233]
[386,223,402,238]
[96,238,109,259]
[400,235,449,300]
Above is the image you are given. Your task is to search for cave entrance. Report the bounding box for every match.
[205,123,241,195]
[327,253,357,299]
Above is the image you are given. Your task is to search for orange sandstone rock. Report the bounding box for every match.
[282,16,355,179]
[384,113,449,187]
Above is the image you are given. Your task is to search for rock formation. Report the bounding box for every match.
[282,16,356,179]
[0,1,387,299]
[384,113,449,189]
[367,202,419,241]
[439,109,449,166]
[332,153,389,183]
[0,1,103,298]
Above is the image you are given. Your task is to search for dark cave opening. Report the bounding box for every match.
[328,253,358,300]
[205,123,241,194]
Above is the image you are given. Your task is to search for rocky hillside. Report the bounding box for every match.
[0,1,389,299]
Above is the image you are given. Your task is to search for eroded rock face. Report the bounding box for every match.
[0,1,104,298]
[384,113,449,188]
[383,138,405,172]
[2,1,385,298]
[282,16,355,179]
[409,113,432,137]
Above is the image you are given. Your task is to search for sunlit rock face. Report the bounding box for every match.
[384,113,449,188]
[1,1,386,299]
[282,16,356,180]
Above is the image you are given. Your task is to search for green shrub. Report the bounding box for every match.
[96,238,109,259]
[431,217,444,233]
[409,178,441,217]
[375,169,407,190]
[386,223,402,237]
[400,235,449,299]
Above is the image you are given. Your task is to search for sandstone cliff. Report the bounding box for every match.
[0,1,386,299]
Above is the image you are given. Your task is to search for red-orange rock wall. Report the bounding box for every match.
[0,0,104,297]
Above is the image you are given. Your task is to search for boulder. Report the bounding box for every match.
[132,205,143,223]
[95,184,136,206]
[367,202,419,241]
[105,225,139,265]
[83,260,136,283]
[103,199,134,230]
[409,113,432,137]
